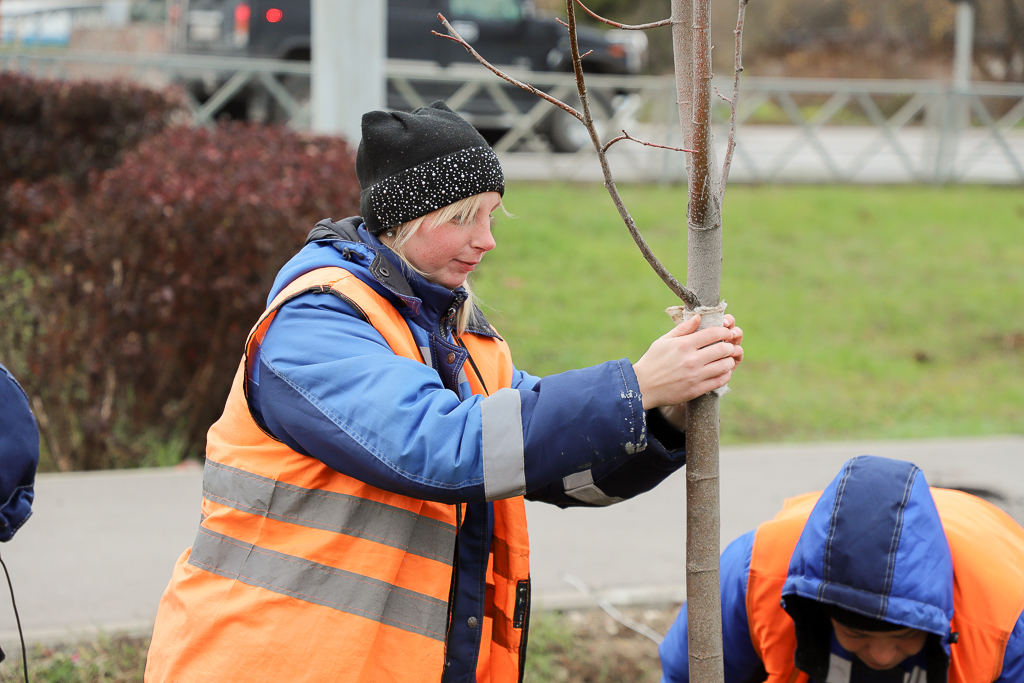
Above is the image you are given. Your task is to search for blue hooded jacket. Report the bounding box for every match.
[0,363,38,542]
[660,456,1024,683]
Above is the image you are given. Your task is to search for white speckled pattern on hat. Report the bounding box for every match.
[367,146,505,229]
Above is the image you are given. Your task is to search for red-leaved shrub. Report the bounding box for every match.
[0,73,184,239]
[3,122,360,470]
[0,73,183,188]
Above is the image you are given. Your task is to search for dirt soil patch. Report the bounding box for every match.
[525,604,683,683]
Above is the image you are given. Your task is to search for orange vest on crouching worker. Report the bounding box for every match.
[146,267,531,683]
[744,489,1024,683]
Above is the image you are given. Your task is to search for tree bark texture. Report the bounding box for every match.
[671,0,694,153]
[673,0,726,680]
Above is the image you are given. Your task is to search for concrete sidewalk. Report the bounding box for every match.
[1,435,1021,649]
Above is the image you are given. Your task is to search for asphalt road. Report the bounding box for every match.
[1,435,1021,650]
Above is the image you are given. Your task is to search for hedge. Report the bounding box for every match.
[2,118,361,470]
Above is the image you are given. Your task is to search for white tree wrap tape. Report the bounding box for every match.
[664,301,731,397]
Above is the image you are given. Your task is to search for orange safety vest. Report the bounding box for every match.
[146,267,531,683]
[746,489,1024,683]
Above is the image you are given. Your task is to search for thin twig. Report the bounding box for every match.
[433,15,583,121]
[602,129,696,154]
[720,0,749,195]
[580,49,594,59]
[573,0,671,30]
[562,573,665,645]
[565,0,700,308]
[713,86,732,104]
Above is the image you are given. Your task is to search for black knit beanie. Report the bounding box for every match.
[356,101,505,234]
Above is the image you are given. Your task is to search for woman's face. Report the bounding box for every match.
[392,191,502,290]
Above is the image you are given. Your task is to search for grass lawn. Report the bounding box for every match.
[475,183,1024,443]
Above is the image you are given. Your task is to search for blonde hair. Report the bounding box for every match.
[386,193,507,335]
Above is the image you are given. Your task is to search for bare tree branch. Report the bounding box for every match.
[564,0,699,308]
[573,0,671,30]
[720,0,750,195]
[433,16,583,121]
[713,86,732,104]
[432,9,700,309]
[602,129,696,154]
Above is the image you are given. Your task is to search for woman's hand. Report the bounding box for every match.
[633,314,744,411]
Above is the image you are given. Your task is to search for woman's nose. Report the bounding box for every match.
[472,221,496,252]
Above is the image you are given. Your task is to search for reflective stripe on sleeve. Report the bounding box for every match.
[480,388,526,501]
[203,460,457,565]
[563,470,624,507]
[188,527,450,641]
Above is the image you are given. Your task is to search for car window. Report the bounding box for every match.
[449,0,522,21]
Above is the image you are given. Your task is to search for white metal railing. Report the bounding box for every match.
[2,46,1022,183]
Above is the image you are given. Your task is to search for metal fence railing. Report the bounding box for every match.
[2,47,1022,184]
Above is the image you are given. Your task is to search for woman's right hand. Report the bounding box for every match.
[632,314,743,410]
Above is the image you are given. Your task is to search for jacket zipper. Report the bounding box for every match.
[442,502,463,676]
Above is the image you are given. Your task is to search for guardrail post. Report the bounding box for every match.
[935,0,976,183]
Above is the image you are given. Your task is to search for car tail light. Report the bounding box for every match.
[266,8,284,22]
[234,3,250,47]
[606,44,626,59]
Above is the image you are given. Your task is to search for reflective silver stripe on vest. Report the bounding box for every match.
[203,460,456,565]
[563,470,624,507]
[189,527,449,641]
[480,387,526,501]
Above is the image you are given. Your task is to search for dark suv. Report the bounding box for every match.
[175,0,646,150]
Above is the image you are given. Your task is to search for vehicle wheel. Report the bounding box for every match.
[546,108,599,153]
[543,90,617,153]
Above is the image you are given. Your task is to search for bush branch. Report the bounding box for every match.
[433,16,583,121]
[432,9,700,309]
[564,0,699,308]
[573,0,671,30]
[602,129,696,154]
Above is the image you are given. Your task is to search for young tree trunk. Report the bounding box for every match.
[673,0,726,680]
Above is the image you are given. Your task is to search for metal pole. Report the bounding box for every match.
[952,0,975,89]
[311,0,387,144]
[938,0,975,181]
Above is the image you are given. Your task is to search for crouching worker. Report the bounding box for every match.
[659,455,1024,683]
[145,101,743,683]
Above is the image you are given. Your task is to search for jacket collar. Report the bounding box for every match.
[304,217,499,339]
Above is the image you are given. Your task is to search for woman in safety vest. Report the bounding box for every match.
[659,455,1024,683]
[146,101,744,683]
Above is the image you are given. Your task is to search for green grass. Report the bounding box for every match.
[475,183,1024,443]
[0,635,148,683]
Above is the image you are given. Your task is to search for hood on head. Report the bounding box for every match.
[781,456,955,683]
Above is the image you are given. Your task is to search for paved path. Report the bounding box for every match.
[1,435,1021,650]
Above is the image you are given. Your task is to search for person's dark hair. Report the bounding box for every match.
[355,101,504,234]
[784,596,951,683]
[826,604,906,632]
